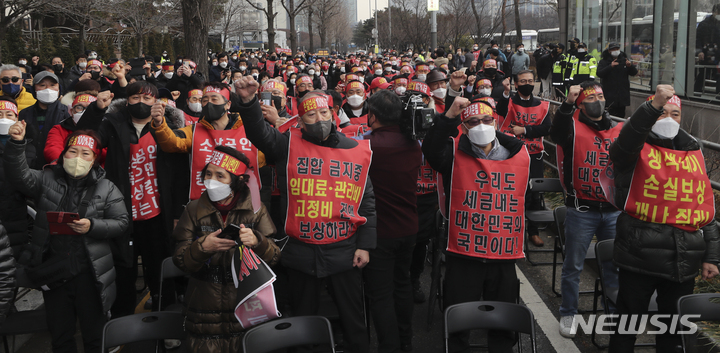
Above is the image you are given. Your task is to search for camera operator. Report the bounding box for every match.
[363,89,422,352]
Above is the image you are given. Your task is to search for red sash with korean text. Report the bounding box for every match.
[190,124,260,200]
[624,143,714,231]
[557,111,622,202]
[417,141,438,195]
[447,140,530,259]
[129,133,161,221]
[285,128,372,244]
[266,61,276,77]
[500,100,549,154]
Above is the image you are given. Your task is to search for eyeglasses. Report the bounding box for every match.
[72,105,87,113]
[464,116,494,127]
[1,77,21,84]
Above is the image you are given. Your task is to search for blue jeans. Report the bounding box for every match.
[559,206,621,316]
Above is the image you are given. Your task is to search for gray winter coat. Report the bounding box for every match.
[3,139,129,312]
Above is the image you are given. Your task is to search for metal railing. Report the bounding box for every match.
[540,98,720,191]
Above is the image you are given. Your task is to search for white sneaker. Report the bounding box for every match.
[559,315,576,338]
[108,346,122,353]
[164,339,182,350]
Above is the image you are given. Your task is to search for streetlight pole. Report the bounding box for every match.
[388,0,392,49]
[374,0,378,53]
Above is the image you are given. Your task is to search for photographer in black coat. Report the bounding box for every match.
[597,43,638,118]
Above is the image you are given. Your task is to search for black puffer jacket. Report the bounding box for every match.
[0,140,36,255]
[0,223,16,326]
[608,101,720,282]
[597,49,638,108]
[20,100,72,169]
[3,139,129,312]
[238,96,377,278]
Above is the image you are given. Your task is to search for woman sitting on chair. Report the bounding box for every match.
[173,145,280,352]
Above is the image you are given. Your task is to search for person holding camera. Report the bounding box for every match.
[173,145,279,353]
[234,76,376,353]
[422,96,530,353]
[362,90,422,352]
[597,43,638,118]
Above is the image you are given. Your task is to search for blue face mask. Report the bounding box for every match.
[1,83,20,97]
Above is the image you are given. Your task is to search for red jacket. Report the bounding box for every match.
[46,124,107,167]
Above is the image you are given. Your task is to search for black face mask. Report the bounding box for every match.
[484,68,497,77]
[582,100,606,119]
[127,102,152,119]
[202,102,226,121]
[90,71,101,80]
[297,90,309,98]
[53,64,63,73]
[517,84,534,96]
[272,95,283,110]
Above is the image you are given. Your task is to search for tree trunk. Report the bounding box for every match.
[500,0,507,46]
[470,0,482,44]
[288,0,297,54]
[513,0,522,48]
[308,7,313,52]
[79,23,86,54]
[266,0,276,52]
[182,0,212,77]
[136,32,144,57]
[0,25,6,64]
[319,25,326,49]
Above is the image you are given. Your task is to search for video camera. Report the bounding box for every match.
[400,93,435,140]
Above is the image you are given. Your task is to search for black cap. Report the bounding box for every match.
[557,43,566,50]
[578,42,587,48]
[608,42,621,50]
[569,37,580,43]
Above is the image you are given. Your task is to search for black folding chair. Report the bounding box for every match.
[551,206,566,296]
[427,209,446,330]
[242,316,335,353]
[444,301,537,353]
[157,257,187,312]
[101,311,186,352]
[677,293,720,353]
[525,178,565,266]
[592,239,656,349]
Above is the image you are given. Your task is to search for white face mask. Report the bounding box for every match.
[79,62,87,69]
[72,112,84,124]
[392,61,398,66]
[204,179,233,202]
[232,56,238,60]
[299,65,306,70]
[251,55,255,58]
[417,74,427,81]
[577,49,586,53]
[188,102,203,113]
[610,50,620,57]
[466,123,496,146]
[358,76,365,83]
[290,78,296,85]
[0,118,14,135]
[219,62,228,68]
[715,14,720,21]
[432,87,447,99]
[18,60,27,66]
[63,156,94,178]
[212,62,218,66]
[252,73,259,79]
[375,69,382,76]
[340,67,346,73]
[314,71,320,76]
[164,72,173,79]
[385,67,392,72]
[395,86,406,95]
[518,48,524,53]
[308,69,316,76]
[652,116,680,139]
[347,94,364,107]
[36,89,59,104]
[239,66,247,71]
[429,65,435,70]
[479,88,492,96]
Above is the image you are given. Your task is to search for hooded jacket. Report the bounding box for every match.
[4,139,128,312]
[608,101,720,282]
[173,189,279,352]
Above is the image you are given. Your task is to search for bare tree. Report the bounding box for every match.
[114,0,182,56]
[440,0,475,50]
[45,0,111,54]
[218,0,248,49]
[181,0,217,77]
[246,0,278,52]
[0,0,54,62]
[513,0,522,46]
[310,0,342,49]
[280,0,310,55]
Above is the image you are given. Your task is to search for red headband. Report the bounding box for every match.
[346,74,359,82]
[185,60,197,69]
[476,79,493,89]
[460,103,495,121]
[483,59,497,68]
[298,96,330,117]
[162,64,174,71]
[209,150,247,176]
[87,60,103,69]
[346,81,365,93]
[67,134,100,155]
[203,86,231,101]
[577,86,604,104]
[297,76,313,85]
[407,81,432,96]
[394,78,408,86]
[262,80,287,95]
[188,89,203,98]
[416,65,429,71]
[72,94,97,107]
[646,94,682,109]
[477,96,497,108]
[0,101,18,115]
